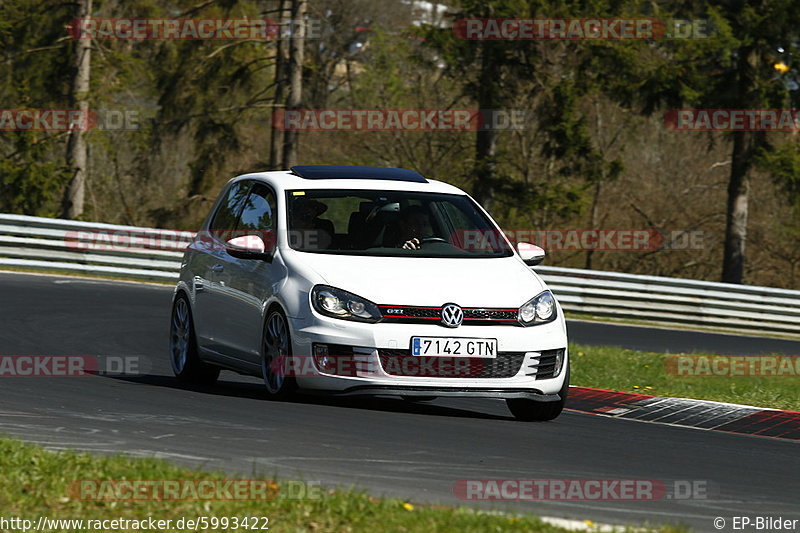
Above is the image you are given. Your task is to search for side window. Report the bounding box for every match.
[210,181,250,232]
[238,184,276,232]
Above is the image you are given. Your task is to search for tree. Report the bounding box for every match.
[589,1,800,283]
[269,0,289,169]
[0,0,74,217]
[715,3,800,283]
[418,0,524,209]
[418,0,623,217]
[61,0,92,219]
[282,0,306,168]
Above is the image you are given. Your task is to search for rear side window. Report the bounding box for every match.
[210,181,250,232]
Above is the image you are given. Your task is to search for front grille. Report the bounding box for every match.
[525,348,564,380]
[381,307,439,320]
[465,308,517,320]
[377,349,525,378]
[378,305,520,326]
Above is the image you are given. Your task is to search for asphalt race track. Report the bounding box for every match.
[1,271,798,532]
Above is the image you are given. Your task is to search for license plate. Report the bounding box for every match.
[411,337,497,358]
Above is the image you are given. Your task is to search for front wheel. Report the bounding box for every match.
[261,309,297,400]
[169,294,220,386]
[506,362,569,421]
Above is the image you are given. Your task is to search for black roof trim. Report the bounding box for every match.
[290,165,428,183]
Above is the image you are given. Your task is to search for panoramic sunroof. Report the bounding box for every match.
[290,165,428,183]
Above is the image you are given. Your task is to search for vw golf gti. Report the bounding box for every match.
[169,165,569,421]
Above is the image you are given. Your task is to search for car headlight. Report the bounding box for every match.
[518,290,557,326]
[311,285,382,323]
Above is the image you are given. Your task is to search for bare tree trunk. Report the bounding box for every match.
[61,0,92,219]
[585,182,602,270]
[269,0,289,169]
[474,130,497,210]
[721,47,759,284]
[281,0,306,168]
[473,42,498,210]
[721,130,753,283]
[585,100,603,270]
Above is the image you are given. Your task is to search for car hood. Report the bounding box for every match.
[294,252,547,307]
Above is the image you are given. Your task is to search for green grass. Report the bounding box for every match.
[0,266,172,285]
[570,343,800,411]
[566,314,800,342]
[0,439,686,533]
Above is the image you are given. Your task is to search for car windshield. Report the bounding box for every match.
[285,189,514,258]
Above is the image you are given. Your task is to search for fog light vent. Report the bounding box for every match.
[527,349,565,380]
[312,343,360,376]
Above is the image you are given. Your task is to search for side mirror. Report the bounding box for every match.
[226,234,273,262]
[517,242,545,266]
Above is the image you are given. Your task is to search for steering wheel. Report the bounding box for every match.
[420,237,448,245]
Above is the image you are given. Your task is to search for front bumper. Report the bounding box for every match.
[314,386,562,401]
[287,311,569,396]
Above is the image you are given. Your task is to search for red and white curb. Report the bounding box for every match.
[566,386,800,441]
[540,516,626,531]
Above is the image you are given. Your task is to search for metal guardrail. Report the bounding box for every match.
[536,266,800,337]
[0,214,189,282]
[1,214,799,338]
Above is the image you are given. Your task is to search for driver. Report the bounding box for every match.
[290,198,333,249]
[398,205,434,250]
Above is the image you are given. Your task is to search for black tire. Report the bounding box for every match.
[169,294,220,386]
[261,309,298,400]
[401,396,437,402]
[507,361,569,421]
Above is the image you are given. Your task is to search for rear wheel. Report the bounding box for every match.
[261,309,297,400]
[169,294,220,386]
[507,362,569,421]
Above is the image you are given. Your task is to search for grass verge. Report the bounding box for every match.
[570,343,800,411]
[0,438,685,533]
[565,314,800,342]
[0,267,173,285]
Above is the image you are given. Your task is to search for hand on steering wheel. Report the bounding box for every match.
[401,238,421,250]
[401,237,448,250]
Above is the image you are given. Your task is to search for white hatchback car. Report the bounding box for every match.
[170,166,569,421]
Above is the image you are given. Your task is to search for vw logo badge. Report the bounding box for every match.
[440,303,463,328]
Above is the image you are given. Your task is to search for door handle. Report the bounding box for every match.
[211,264,224,273]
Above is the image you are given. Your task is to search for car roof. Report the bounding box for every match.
[230,167,468,196]
[290,165,428,183]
